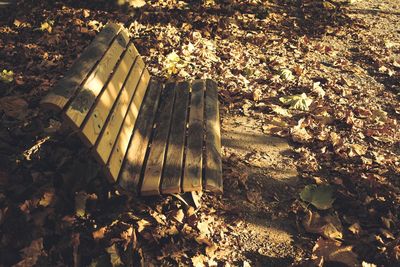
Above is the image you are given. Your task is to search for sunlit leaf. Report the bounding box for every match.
[163,51,187,77]
[279,69,295,81]
[279,93,313,111]
[40,20,54,33]
[129,0,146,8]
[0,69,14,83]
[300,184,335,210]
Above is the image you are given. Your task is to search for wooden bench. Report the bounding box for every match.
[41,23,222,196]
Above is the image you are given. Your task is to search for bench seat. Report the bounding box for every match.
[41,23,222,196]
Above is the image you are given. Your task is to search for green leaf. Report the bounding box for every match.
[0,69,14,83]
[279,93,313,111]
[300,185,335,210]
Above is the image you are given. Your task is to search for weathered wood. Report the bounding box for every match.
[117,79,162,193]
[41,23,122,111]
[182,80,205,192]
[161,81,190,194]
[140,83,176,196]
[94,58,147,164]
[106,69,151,181]
[80,44,139,146]
[64,29,130,129]
[204,79,223,193]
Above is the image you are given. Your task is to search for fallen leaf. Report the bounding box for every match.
[280,69,295,81]
[75,191,88,218]
[312,82,325,98]
[163,51,187,77]
[129,0,146,8]
[93,227,107,240]
[0,96,28,119]
[300,184,335,210]
[279,93,313,111]
[106,244,123,267]
[348,223,361,236]
[40,20,54,33]
[312,238,358,266]
[0,69,14,83]
[270,104,291,117]
[38,189,55,207]
[172,209,185,223]
[303,210,343,240]
[14,238,46,267]
[253,89,262,102]
[349,144,368,157]
[291,124,312,143]
[192,254,207,267]
[136,219,151,232]
[197,221,210,236]
[82,9,90,18]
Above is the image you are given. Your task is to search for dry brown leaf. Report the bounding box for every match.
[38,189,55,207]
[0,96,28,119]
[14,238,46,267]
[303,210,343,240]
[312,238,358,266]
[93,227,107,241]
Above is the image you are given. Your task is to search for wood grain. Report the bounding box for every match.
[204,79,223,193]
[140,82,176,196]
[81,44,138,146]
[117,79,162,194]
[106,69,151,181]
[41,23,121,111]
[94,58,147,164]
[161,81,190,194]
[182,80,204,192]
[64,29,130,129]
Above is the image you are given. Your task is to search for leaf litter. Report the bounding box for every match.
[0,0,399,266]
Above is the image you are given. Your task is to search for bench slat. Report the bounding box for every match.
[64,30,130,129]
[182,80,205,192]
[117,79,163,194]
[81,44,139,146]
[140,83,176,196]
[41,23,122,111]
[204,79,223,193]
[161,81,190,194]
[106,69,151,181]
[94,58,147,164]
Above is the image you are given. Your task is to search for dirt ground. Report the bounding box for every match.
[1,0,400,266]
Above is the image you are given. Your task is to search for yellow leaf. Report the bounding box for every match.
[0,69,14,83]
[40,21,53,33]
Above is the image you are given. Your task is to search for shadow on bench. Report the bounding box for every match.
[41,23,222,196]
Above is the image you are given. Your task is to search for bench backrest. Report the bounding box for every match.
[41,23,152,182]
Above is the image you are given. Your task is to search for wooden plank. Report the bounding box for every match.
[182,80,204,192]
[204,79,223,193]
[80,44,139,146]
[41,23,122,111]
[106,69,151,181]
[161,81,190,194]
[95,63,149,165]
[140,83,176,196]
[117,79,163,194]
[64,29,130,129]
